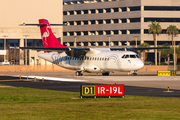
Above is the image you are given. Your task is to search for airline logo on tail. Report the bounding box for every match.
[39,19,68,48]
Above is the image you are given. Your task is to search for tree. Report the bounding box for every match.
[148,21,162,65]
[166,25,179,70]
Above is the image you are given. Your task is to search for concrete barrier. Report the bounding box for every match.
[139,65,168,72]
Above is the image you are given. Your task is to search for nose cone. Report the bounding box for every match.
[135,60,144,70]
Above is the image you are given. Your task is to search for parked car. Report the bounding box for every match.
[0,62,10,65]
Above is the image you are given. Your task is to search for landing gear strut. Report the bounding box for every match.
[102,72,109,76]
[75,71,83,76]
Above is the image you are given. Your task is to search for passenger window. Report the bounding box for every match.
[130,55,136,58]
[125,55,129,58]
[136,55,139,58]
[97,58,99,60]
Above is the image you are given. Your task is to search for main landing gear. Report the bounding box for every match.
[130,71,137,76]
[102,72,109,76]
[75,71,83,76]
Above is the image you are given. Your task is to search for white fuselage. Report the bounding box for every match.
[38,48,144,73]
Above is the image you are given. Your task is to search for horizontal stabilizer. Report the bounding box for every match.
[19,23,67,26]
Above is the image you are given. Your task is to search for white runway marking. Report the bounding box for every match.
[13,75,87,82]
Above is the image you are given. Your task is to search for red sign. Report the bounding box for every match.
[96,85,124,96]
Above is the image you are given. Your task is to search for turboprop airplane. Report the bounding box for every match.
[20,19,170,76]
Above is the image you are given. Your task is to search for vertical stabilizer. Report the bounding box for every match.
[39,19,68,48]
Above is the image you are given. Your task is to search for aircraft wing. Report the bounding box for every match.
[110,46,170,51]
[19,47,90,58]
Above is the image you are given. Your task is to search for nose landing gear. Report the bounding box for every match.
[75,71,83,76]
[130,71,138,76]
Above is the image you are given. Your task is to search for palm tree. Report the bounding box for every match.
[166,25,179,70]
[148,21,162,65]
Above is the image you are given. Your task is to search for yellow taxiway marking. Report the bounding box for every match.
[0,80,22,82]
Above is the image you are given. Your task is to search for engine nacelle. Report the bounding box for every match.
[84,65,101,73]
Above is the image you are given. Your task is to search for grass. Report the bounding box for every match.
[0,86,180,120]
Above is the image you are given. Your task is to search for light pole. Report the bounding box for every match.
[173,35,176,71]
[3,35,8,62]
[74,36,77,48]
[23,35,28,65]
[107,35,112,48]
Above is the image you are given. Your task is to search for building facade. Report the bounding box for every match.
[0,0,63,65]
[63,0,180,48]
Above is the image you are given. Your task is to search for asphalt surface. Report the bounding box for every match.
[0,75,180,98]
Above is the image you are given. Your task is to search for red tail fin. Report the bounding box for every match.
[39,19,68,48]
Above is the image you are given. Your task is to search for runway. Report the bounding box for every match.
[0,71,180,98]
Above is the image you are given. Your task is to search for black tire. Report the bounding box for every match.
[102,72,109,76]
[75,71,83,76]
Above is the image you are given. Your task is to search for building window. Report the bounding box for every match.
[144,18,180,22]
[97,9,103,13]
[76,31,81,36]
[69,42,74,46]
[105,8,111,13]
[97,31,103,35]
[83,42,88,46]
[130,6,141,11]
[69,21,74,25]
[98,42,103,46]
[112,8,119,12]
[90,9,96,14]
[76,10,81,14]
[90,31,95,35]
[63,32,67,36]
[69,32,74,36]
[105,30,111,35]
[129,18,141,22]
[144,6,180,11]
[122,30,127,34]
[113,30,119,34]
[83,31,88,35]
[113,19,119,23]
[83,10,88,14]
[113,41,118,46]
[90,20,95,24]
[83,21,88,25]
[105,19,111,24]
[121,7,127,12]
[63,11,67,15]
[97,20,103,24]
[69,11,74,15]
[121,19,127,23]
[76,21,81,25]
[129,29,140,34]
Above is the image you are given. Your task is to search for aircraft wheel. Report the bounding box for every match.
[132,73,137,76]
[75,71,83,76]
[102,72,109,76]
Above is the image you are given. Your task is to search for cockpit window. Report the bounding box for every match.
[122,55,125,58]
[136,55,139,58]
[130,55,136,58]
[125,55,129,58]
